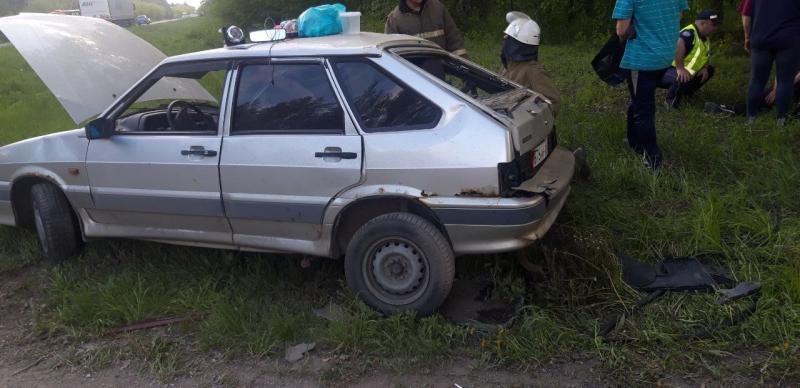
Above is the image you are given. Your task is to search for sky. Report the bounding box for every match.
[167,0,202,9]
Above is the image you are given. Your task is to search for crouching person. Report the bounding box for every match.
[661,10,723,109]
[500,12,561,117]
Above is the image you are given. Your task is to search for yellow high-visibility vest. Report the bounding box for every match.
[673,24,710,75]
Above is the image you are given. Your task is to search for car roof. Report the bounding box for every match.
[163,32,441,64]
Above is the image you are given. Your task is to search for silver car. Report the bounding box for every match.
[0,14,574,315]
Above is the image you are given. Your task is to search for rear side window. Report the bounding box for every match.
[400,52,516,98]
[232,63,344,134]
[332,60,442,133]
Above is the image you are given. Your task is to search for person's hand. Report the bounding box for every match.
[676,67,692,83]
[744,39,751,55]
[698,67,710,82]
[765,89,777,105]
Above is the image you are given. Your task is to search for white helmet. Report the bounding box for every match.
[504,11,541,46]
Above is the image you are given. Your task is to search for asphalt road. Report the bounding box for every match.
[149,17,193,25]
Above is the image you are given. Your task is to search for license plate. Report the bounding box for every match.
[532,139,549,168]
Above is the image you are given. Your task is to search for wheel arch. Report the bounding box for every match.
[10,174,78,233]
[331,195,451,258]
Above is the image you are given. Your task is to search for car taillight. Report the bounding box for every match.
[498,128,558,197]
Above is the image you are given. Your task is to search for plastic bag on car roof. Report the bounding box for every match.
[297,3,346,38]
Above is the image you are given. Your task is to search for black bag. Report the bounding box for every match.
[591,33,627,86]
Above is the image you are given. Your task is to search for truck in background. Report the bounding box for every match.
[79,0,135,27]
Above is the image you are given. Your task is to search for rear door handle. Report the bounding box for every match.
[181,146,218,157]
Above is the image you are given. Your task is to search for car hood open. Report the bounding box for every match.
[0,13,213,125]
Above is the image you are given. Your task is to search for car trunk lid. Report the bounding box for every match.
[479,88,554,155]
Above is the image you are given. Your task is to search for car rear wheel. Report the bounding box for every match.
[30,183,81,263]
[344,212,454,316]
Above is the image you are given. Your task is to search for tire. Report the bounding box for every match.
[30,183,81,263]
[344,212,454,316]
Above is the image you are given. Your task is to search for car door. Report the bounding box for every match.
[84,60,234,245]
[220,59,363,254]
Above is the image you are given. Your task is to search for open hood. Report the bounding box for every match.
[0,13,213,125]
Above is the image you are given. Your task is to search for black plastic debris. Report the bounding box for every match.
[440,279,523,335]
[600,253,762,339]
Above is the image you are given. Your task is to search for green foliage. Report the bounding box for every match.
[133,0,173,21]
[198,0,748,43]
[171,4,195,16]
[21,0,77,13]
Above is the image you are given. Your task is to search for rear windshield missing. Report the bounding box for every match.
[396,51,516,99]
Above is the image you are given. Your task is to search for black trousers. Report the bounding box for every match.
[659,65,716,108]
[747,45,800,118]
[626,69,667,168]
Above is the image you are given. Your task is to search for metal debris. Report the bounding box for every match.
[285,342,316,363]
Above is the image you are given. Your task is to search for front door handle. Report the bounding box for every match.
[315,152,358,159]
[181,146,218,157]
[315,147,357,161]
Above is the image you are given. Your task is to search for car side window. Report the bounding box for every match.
[232,63,344,135]
[331,60,442,133]
[115,61,229,134]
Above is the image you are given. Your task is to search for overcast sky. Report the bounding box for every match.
[167,0,202,9]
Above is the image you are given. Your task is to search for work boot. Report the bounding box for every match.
[665,95,681,110]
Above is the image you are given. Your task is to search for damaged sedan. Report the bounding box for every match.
[0,14,574,315]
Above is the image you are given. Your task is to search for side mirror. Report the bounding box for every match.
[85,118,115,140]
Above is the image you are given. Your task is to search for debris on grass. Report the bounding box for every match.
[440,279,523,334]
[285,342,316,363]
[11,355,46,376]
[104,315,205,337]
[601,253,762,339]
[312,303,349,323]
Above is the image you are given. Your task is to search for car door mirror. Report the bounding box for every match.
[85,118,115,140]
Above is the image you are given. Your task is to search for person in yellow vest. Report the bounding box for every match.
[385,0,467,57]
[660,10,723,109]
[500,12,561,117]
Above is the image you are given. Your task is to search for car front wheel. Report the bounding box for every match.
[30,183,82,263]
[344,212,454,316]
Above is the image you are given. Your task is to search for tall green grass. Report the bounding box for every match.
[1,16,798,384]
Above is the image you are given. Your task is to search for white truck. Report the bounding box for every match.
[79,0,135,27]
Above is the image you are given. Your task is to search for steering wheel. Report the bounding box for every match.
[166,100,215,132]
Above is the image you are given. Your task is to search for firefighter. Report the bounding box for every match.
[385,0,467,57]
[500,12,561,117]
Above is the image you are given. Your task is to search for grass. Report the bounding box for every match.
[1,16,799,385]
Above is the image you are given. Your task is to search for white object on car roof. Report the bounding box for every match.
[0,13,213,125]
[339,12,361,34]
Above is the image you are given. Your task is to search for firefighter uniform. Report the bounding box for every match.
[385,0,467,56]
[502,61,561,117]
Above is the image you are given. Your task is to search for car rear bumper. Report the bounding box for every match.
[421,147,575,255]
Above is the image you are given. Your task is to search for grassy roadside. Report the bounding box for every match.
[1,16,798,385]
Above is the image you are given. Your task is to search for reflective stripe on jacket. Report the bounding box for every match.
[673,24,710,75]
[385,0,467,56]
